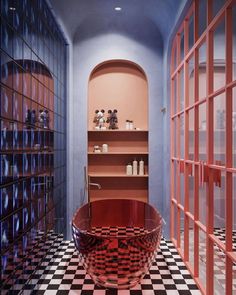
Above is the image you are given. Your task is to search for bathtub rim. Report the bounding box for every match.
[72,198,163,239]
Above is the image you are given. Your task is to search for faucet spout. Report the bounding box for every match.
[89,182,102,189]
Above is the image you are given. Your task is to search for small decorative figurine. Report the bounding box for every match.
[42,110,47,128]
[107,109,118,129]
[38,110,43,127]
[39,110,44,128]
[39,110,48,128]
[25,109,31,128]
[45,110,49,128]
[93,109,106,129]
[31,110,37,127]
[93,110,100,129]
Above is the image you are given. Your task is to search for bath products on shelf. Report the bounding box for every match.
[139,159,144,175]
[125,159,146,176]
[102,144,108,153]
[125,120,130,130]
[125,120,134,130]
[129,120,134,130]
[132,159,138,175]
[93,145,101,153]
[126,163,133,175]
[93,144,108,152]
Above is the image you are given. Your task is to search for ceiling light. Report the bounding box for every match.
[115,7,122,11]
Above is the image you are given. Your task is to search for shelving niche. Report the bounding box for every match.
[88,60,148,202]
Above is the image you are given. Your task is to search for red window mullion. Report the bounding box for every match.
[206,24,214,295]
[170,1,235,294]
[225,6,233,295]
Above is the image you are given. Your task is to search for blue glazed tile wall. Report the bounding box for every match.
[0,0,66,289]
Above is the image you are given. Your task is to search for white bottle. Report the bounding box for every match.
[125,120,130,130]
[129,120,134,130]
[139,159,144,175]
[132,159,138,175]
[126,163,133,175]
[102,144,108,153]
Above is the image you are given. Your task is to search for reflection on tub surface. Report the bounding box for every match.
[72,199,162,289]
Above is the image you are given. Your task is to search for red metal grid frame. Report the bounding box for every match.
[170,1,236,294]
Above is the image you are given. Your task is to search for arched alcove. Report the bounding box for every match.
[87,60,149,202]
[88,60,148,130]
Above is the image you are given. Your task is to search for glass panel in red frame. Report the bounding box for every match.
[233,88,236,168]
[213,170,226,240]
[213,18,226,92]
[213,243,226,294]
[214,92,226,166]
[199,102,207,161]
[198,0,207,39]
[198,42,207,100]
[189,108,194,160]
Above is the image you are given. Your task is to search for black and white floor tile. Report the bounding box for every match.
[5,237,201,295]
[188,228,236,293]
[214,228,236,250]
[3,228,236,294]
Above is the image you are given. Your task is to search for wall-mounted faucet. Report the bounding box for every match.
[89,182,102,189]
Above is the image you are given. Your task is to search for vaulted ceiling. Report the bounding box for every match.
[49,0,187,44]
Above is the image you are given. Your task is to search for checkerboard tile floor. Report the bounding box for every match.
[6,237,201,295]
[187,228,236,294]
[214,228,236,250]
[1,231,61,286]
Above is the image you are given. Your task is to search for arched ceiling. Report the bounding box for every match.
[49,0,187,44]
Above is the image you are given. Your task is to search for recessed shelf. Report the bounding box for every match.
[88,152,148,155]
[88,129,148,132]
[89,173,148,178]
[88,61,149,202]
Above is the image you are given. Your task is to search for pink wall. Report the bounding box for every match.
[88,61,148,130]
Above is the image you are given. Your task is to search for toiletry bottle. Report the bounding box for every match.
[126,120,130,130]
[102,143,108,153]
[139,159,144,175]
[126,163,132,175]
[94,145,101,153]
[132,158,138,175]
[129,120,134,130]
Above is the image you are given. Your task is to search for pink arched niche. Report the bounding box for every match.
[88,60,148,130]
[1,59,54,129]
